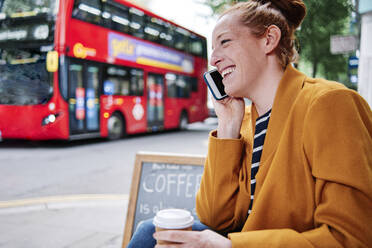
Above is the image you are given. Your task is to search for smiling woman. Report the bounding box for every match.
[127,0,372,247]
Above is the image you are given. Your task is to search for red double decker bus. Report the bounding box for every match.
[0,0,208,140]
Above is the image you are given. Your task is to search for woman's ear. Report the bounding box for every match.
[263,25,281,54]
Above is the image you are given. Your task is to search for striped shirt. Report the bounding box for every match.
[248,109,272,215]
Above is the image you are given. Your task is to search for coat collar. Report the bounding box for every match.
[250,64,307,162]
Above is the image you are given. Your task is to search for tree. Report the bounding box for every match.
[204,0,353,82]
[297,0,352,80]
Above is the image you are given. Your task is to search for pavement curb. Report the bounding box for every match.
[0,194,129,214]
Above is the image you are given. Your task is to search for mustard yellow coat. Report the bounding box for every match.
[196,65,372,247]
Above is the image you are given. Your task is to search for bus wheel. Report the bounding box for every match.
[179,112,188,130]
[107,113,125,140]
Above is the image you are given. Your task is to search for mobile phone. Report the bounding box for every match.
[203,69,228,100]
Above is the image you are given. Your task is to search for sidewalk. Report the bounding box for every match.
[0,195,129,248]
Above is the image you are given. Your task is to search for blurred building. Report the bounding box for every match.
[358,0,372,107]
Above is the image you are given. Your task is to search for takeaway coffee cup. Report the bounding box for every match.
[153,208,194,245]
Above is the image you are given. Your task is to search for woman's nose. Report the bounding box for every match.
[210,49,222,67]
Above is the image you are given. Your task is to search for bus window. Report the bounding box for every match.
[144,16,162,43]
[130,69,144,96]
[129,7,145,39]
[166,73,191,98]
[68,63,84,131]
[104,66,143,96]
[186,76,198,92]
[174,27,190,52]
[100,2,112,29]
[201,37,208,59]
[165,73,177,98]
[176,76,190,98]
[147,73,164,127]
[103,2,130,34]
[188,35,203,57]
[157,22,172,47]
[1,0,58,16]
[86,65,100,131]
[105,66,127,95]
[69,64,83,95]
[121,78,130,95]
[145,16,172,46]
[72,0,102,25]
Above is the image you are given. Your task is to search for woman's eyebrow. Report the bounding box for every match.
[216,31,229,41]
[212,31,229,49]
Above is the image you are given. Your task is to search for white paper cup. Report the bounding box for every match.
[153,209,194,244]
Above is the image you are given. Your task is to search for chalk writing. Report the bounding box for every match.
[132,162,204,232]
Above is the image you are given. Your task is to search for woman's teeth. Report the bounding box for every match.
[221,67,235,78]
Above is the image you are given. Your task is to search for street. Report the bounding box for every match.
[0,119,216,202]
[0,119,217,248]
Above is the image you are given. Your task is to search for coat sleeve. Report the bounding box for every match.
[228,89,372,248]
[195,131,247,233]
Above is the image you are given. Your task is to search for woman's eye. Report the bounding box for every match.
[221,39,230,45]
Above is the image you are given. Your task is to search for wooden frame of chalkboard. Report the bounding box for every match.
[122,151,205,247]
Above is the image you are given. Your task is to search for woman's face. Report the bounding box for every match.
[210,11,266,98]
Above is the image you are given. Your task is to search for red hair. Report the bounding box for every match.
[221,0,306,68]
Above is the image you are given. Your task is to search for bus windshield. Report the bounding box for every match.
[0,48,53,105]
[0,0,58,16]
[0,0,58,45]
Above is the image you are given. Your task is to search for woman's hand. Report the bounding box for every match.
[213,96,245,139]
[153,229,232,248]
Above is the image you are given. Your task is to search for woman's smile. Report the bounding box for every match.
[221,66,236,79]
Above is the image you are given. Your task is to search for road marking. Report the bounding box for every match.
[0,194,129,209]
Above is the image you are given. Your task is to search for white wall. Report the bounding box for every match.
[358,12,372,107]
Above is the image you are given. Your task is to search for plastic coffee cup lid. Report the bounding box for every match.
[153,209,194,229]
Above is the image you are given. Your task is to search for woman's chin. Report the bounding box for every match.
[226,89,241,98]
[224,87,233,96]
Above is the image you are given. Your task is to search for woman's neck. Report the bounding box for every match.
[250,63,284,116]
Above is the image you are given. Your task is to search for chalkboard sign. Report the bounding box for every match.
[122,152,205,247]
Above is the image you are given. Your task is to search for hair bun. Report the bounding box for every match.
[256,0,306,28]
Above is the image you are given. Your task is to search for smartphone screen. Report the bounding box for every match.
[203,69,228,100]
